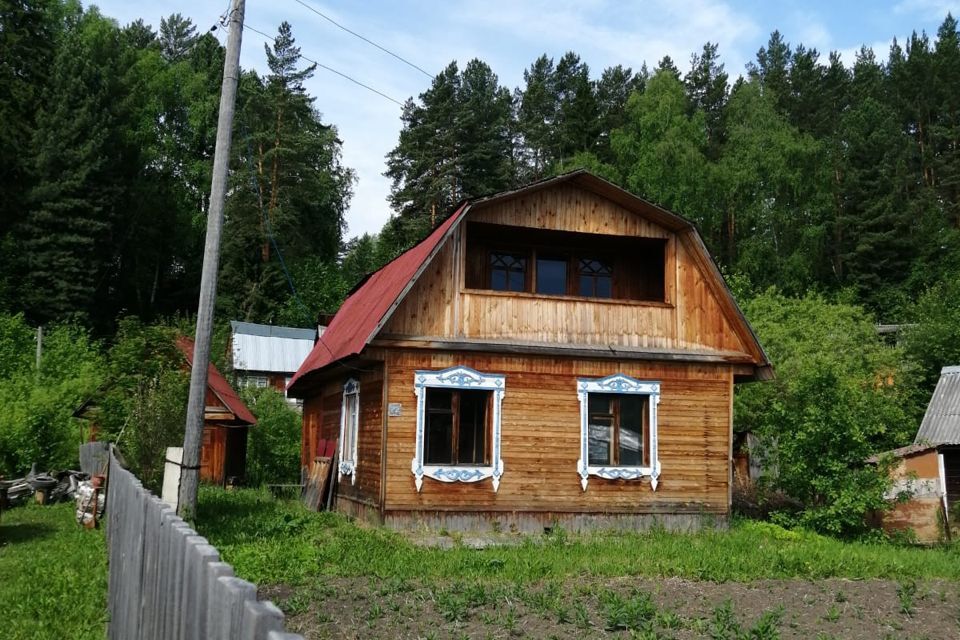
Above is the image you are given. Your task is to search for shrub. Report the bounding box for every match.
[0,314,103,475]
[736,289,923,537]
[243,387,302,486]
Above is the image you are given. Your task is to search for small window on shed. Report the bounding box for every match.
[578,258,613,298]
[536,256,568,295]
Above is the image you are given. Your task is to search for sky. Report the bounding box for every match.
[92,0,960,239]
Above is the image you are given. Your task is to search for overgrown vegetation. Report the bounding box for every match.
[0,502,107,640]
[736,289,925,536]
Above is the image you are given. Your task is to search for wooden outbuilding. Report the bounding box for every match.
[870,365,960,542]
[288,171,772,532]
[175,337,257,485]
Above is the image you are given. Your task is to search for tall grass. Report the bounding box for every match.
[196,487,960,587]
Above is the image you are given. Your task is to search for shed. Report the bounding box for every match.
[869,365,960,542]
[288,171,772,532]
[230,321,317,399]
[176,337,257,485]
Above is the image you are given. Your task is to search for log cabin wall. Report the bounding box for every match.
[382,348,733,530]
[301,365,385,519]
[381,185,752,356]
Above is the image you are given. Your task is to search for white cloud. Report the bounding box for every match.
[894,0,960,20]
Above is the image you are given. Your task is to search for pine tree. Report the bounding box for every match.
[684,42,728,158]
[159,13,197,62]
[516,55,557,178]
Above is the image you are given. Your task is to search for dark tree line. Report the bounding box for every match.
[4,1,960,334]
[0,2,352,331]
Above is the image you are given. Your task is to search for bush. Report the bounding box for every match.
[0,314,103,476]
[243,387,302,486]
[736,289,923,537]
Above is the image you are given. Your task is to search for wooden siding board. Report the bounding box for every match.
[382,349,732,514]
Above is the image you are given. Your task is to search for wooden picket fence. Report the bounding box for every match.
[105,446,303,640]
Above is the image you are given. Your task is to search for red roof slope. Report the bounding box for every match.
[176,336,257,425]
[289,205,465,391]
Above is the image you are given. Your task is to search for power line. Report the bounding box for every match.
[290,0,434,79]
[243,23,405,107]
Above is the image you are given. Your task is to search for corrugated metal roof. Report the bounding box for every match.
[230,321,317,341]
[914,365,960,445]
[231,322,317,374]
[176,336,256,426]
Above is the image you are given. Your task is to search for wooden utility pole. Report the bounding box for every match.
[178,0,245,518]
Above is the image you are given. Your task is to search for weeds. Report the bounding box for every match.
[897,579,917,616]
[600,588,657,631]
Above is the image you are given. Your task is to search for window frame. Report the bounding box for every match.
[576,374,661,491]
[338,378,360,484]
[412,366,505,492]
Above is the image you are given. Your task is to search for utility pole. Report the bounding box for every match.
[35,326,42,373]
[178,0,245,518]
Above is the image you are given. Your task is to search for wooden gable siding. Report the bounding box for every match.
[382,349,733,515]
[301,366,384,509]
[381,185,749,356]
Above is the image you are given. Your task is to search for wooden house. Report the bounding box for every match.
[176,337,257,485]
[288,171,772,532]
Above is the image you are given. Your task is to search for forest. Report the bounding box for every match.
[2,0,960,535]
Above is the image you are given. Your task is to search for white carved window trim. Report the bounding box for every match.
[338,378,360,484]
[412,366,505,492]
[577,374,661,491]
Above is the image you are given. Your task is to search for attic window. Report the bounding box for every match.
[466,222,666,302]
[577,374,661,491]
[490,252,526,292]
[412,366,505,492]
[578,258,613,298]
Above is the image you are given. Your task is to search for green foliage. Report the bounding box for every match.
[0,314,103,476]
[243,387,302,486]
[901,269,960,390]
[736,289,923,536]
[0,502,107,639]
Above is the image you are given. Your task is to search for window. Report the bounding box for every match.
[536,256,568,295]
[425,389,488,465]
[577,374,660,491]
[338,378,359,483]
[412,366,505,492]
[490,252,526,291]
[465,222,668,302]
[240,375,268,388]
[578,258,613,298]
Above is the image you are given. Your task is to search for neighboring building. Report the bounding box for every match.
[870,366,960,543]
[287,171,772,532]
[229,321,318,402]
[176,337,257,485]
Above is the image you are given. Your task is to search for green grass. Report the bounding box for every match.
[195,487,960,587]
[0,501,107,640]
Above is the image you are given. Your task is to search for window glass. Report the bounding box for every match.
[587,393,646,466]
[425,389,454,464]
[578,258,613,298]
[424,388,489,465]
[457,390,487,465]
[536,257,567,295]
[618,395,645,466]
[490,253,526,292]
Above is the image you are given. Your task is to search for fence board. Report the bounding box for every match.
[105,446,303,640]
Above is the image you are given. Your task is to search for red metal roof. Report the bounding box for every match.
[289,205,466,391]
[176,336,257,426]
